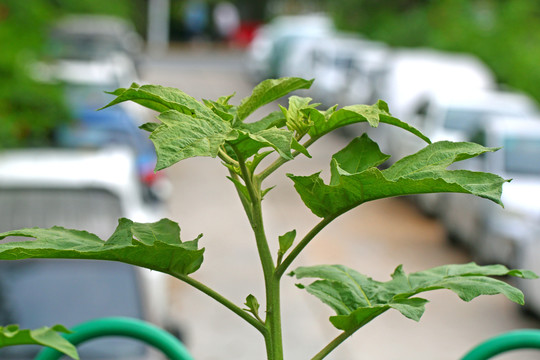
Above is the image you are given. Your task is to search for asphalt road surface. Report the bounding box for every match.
[140,45,540,360]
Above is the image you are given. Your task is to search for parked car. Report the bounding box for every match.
[246,13,334,82]
[30,32,166,203]
[392,88,539,217]
[56,82,168,203]
[47,14,143,64]
[364,49,495,155]
[278,33,389,107]
[455,118,540,266]
[0,147,174,359]
[374,49,496,120]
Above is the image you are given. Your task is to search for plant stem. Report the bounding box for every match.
[258,137,316,181]
[311,308,388,359]
[173,273,267,335]
[310,330,353,360]
[250,185,283,360]
[275,216,335,279]
[218,147,240,168]
[233,145,283,360]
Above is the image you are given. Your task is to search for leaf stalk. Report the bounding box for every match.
[173,273,267,335]
[275,216,335,279]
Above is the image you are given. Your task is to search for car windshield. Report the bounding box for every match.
[443,107,531,133]
[443,109,486,132]
[0,187,149,359]
[0,259,147,359]
[48,33,123,61]
[503,136,540,175]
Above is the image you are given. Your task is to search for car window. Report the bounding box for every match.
[503,136,540,175]
[0,188,150,359]
[442,109,486,133]
[0,188,122,239]
[0,260,147,359]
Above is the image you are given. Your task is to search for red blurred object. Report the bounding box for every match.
[232,21,261,48]
[141,169,163,186]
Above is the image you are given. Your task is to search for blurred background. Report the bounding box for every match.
[1,0,540,359]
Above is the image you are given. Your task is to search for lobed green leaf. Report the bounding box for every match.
[101,83,216,119]
[0,218,204,276]
[231,128,295,161]
[0,325,78,359]
[237,77,314,121]
[307,100,430,143]
[151,110,237,170]
[291,263,537,332]
[288,138,508,218]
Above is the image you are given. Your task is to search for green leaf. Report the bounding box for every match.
[202,98,235,122]
[244,294,261,319]
[237,77,314,121]
[239,111,287,133]
[307,100,430,143]
[0,325,78,359]
[231,128,295,160]
[151,110,237,170]
[291,263,537,332]
[281,96,320,137]
[329,134,390,185]
[101,83,216,119]
[278,230,296,257]
[140,122,160,132]
[0,218,205,276]
[288,139,508,218]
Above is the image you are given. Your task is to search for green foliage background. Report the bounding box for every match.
[0,0,141,149]
[324,0,540,103]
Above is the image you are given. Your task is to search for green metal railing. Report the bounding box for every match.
[33,317,540,360]
[34,317,194,360]
[461,329,540,360]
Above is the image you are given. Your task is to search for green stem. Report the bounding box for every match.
[173,273,267,335]
[311,308,388,360]
[228,169,254,222]
[218,147,240,168]
[275,216,335,279]
[258,137,316,181]
[232,145,283,360]
[310,330,353,360]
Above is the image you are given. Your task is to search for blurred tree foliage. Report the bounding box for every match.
[325,0,540,103]
[0,0,141,148]
[0,0,69,148]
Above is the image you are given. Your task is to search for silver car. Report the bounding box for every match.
[0,147,175,359]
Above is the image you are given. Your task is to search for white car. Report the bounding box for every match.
[279,33,389,107]
[393,88,539,217]
[47,14,143,63]
[370,49,495,155]
[469,118,540,264]
[462,118,540,316]
[0,147,175,359]
[245,13,334,82]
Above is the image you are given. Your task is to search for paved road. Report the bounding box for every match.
[140,46,539,360]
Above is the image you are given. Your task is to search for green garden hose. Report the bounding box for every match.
[461,329,540,360]
[34,317,194,360]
